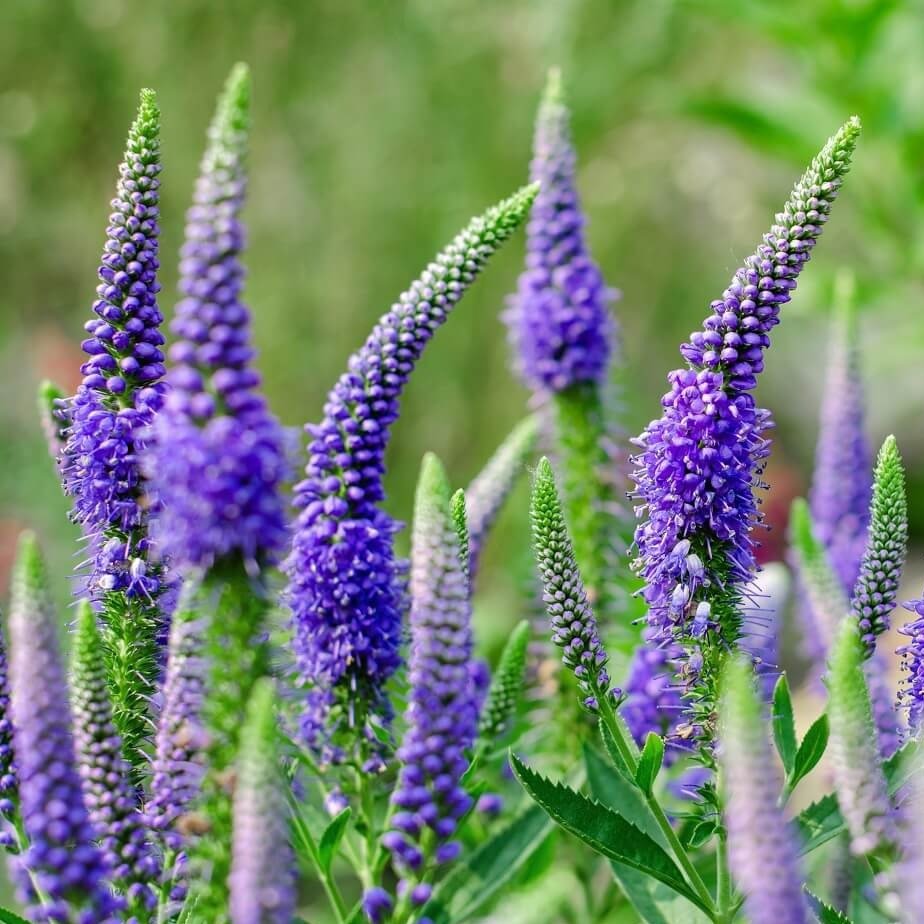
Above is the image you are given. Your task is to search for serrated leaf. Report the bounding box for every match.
[510,752,710,915]
[636,733,665,795]
[772,674,798,774]
[422,802,554,924]
[0,909,29,924]
[805,889,855,923]
[787,714,828,791]
[318,806,352,873]
[584,743,668,849]
[599,714,638,778]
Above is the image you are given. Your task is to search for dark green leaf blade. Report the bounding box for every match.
[788,714,829,791]
[772,674,798,775]
[805,889,855,923]
[0,909,30,924]
[635,733,665,795]
[510,752,710,914]
[318,806,352,874]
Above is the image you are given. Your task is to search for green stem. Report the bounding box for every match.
[715,829,732,924]
[597,694,716,916]
[290,796,349,924]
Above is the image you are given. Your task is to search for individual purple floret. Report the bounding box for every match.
[720,657,809,924]
[146,587,207,855]
[808,294,871,593]
[8,534,121,923]
[898,597,924,734]
[630,119,860,710]
[505,69,614,393]
[147,64,287,572]
[284,184,537,755]
[60,89,167,602]
[382,455,478,907]
[70,602,158,911]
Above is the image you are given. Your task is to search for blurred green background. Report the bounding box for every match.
[2,0,923,628]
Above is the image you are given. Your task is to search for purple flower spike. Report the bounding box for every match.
[720,657,809,924]
[229,680,295,924]
[809,292,871,593]
[505,69,614,394]
[284,184,537,755]
[148,63,287,572]
[8,534,121,923]
[898,598,924,734]
[146,586,208,855]
[630,119,860,725]
[383,455,478,896]
[70,602,159,910]
[0,619,19,850]
[61,88,166,601]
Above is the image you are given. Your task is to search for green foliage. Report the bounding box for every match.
[477,619,530,744]
[789,715,830,793]
[450,488,470,581]
[635,734,664,796]
[317,807,352,876]
[510,752,711,914]
[806,890,855,924]
[772,674,798,775]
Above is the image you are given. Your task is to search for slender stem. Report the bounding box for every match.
[715,829,732,924]
[597,694,716,915]
[289,797,349,924]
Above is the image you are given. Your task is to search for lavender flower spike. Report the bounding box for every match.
[146,584,207,856]
[720,656,809,924]
[381,454,478,909]
[60,88,168,774]
[465,416,537,580]
[284,183,537,756]
[529,456,614,712]
[148,63,287,572]
[826,620,897,856]
[229,679,295,924]
[630,118,860,724]
[850,435,907,652]
[8,533,120,923]
[505,69,614,394]
[71,601,159,913]
[809,283,871,592]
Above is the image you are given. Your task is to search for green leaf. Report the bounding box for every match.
[635,733,665,795]
[685,820,717,850]
[610,868,712,924]
[599,714,639,778]
[422,802,554,924]
[772,674,798,774]
[0,909,29,924]
[510,752,710,915]
[787,714,829,791]
[805,889,855,923]
[318,806,352,874]
[584,743,667,849]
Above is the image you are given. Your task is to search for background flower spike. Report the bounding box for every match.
[8,533,121,922]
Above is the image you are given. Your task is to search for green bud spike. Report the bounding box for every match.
[450,488,470,582]
[477,619,530,742]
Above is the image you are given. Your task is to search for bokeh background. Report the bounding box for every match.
[2,0,923,679]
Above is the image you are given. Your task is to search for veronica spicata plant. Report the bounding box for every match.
[11,59,924,924]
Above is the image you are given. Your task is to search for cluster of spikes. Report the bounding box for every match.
[6,54,924,924]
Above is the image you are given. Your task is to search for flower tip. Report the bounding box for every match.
[138,87,158,112]
[534,455,555,484]
[543,67,565,105]
[223,61,252,111]
[74,599,96,635]
[418,451,452,505]
[37,379,64,403]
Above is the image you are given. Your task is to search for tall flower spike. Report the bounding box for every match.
[826,621,897,857]
[506,70,624,620]
[529,457,614,712]
[380,454,478,912]
[8,534,120,923]
[59,88,168,776]
[808,282,871,591]
[148,63,288,572]
[146,584,207,858]
[465,416,537,580]
[284,183,537,756]
[0,615,20,855]
[631,119,861,731]
[229,680,295,924]
[70,601,159,913]
[477,619,530,743]
[719,656,809,924]
[851,435,907,652]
